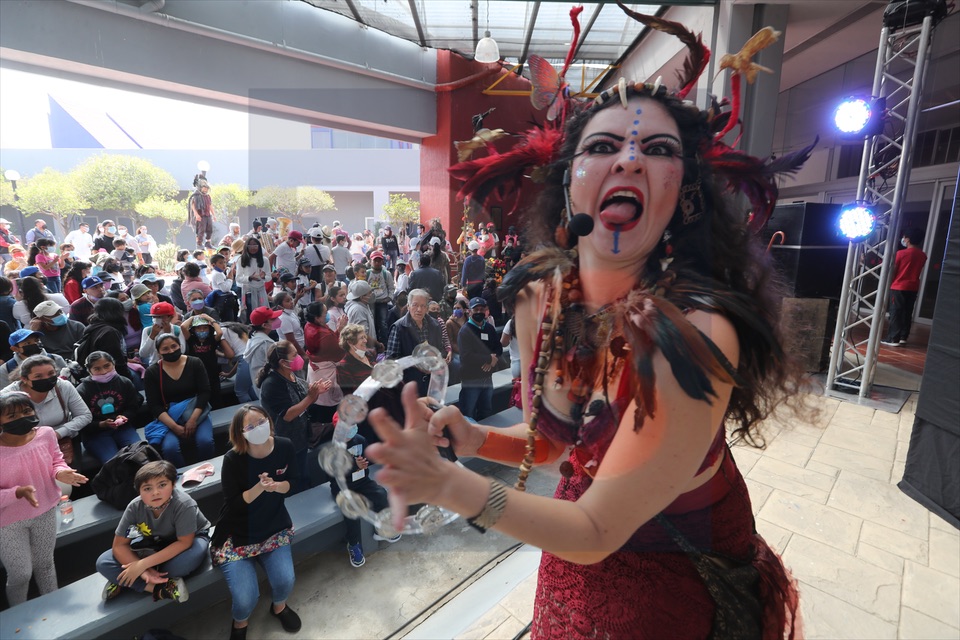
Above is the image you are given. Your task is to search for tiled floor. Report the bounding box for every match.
[172,392,959,640]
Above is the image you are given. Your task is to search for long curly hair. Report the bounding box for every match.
[520,87,808,447]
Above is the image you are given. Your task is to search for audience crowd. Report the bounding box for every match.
[0,215,521,621]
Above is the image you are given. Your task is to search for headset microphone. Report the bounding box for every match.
[562,169,595,239]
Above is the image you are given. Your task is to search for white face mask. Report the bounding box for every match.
[354,347,366,357]
[900,238,908,247]
[243,421,271,445]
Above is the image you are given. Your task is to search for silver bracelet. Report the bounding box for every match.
[467,478,509,533]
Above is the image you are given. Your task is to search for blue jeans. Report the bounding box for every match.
[96,536,209,593]
[459,377,493,420]
[44,276,61,293]
[82,426,141,465]
[234,357,257,403]
[159,417,214,468]
[218,544,295,623]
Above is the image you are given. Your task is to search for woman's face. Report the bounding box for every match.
[89,358,116,376]
[281,295,295,310]
[334,290,347,306]
[569,96,685,266]
[1,404,35,426]
[246,241,260,255]
[158,338,181,356]
[352,331,368,350]
[26,364,57,388]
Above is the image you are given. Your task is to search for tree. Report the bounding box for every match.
[72,154,179,224]
[0,168,17,208]
[136,196,187,244]
[14,168,89,238]
[209,183,251,227]
[382,193,421,228]
[252,185,336,231]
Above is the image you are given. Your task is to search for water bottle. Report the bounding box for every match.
[59,495,74,524]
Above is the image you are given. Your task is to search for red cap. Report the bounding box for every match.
[249,306,283,325]
[288,230,303,242]
[369,250,384,261]
[148,302,176,317]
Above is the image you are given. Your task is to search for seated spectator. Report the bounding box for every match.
[139,273,174,309]
[27,300,85,361]
[75,351,143,464]
[183,288,220,323]
[180,262,212,303]
[143,334,214,467]
[96,460,210,604]
[257,341,324,493]
[303,301,346,423]
[77,297,137,384]
[139,302,186,367]
[331,432,399,570]
[130,283,156,330]
[0,329,68,389]
[13,274,70,327]
[0,275,19,330]
[181,315,234,409]
[69,275,106,324]
[169,262,187,314]
[244,307,280,390]
[62,260,91,304]
[104,289,143,353]
[336,324,402,444]
[98,257,125,291]
[111,238,136,285]
[213,406,301,639]
[0,392,87,606]
[1,354,92,465]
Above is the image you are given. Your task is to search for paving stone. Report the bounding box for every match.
[745,478,774,515]
[931,513,960,534]
[784,535,901,623]
[859,520,929,564]
[756,518,791,554]
[775,428,821,449]
[762,437,815,467]
[729,445,761,475]
[758,490,862,553]
[747,457,836,504]
[819,425,897,461]
[929,528,960,578]
[805,460,840,478]
[856,541,904,575]
[499,572,537,622]
[898,606,960,640]
[828,470,929,540]
[902,560,960,628]
[798,583,897,639]
[810,443,891,482]
[895,439,909,463]
[455,605,513,640]
[483,616,529,640]
[890,459,906,485]
[833,403,877,421]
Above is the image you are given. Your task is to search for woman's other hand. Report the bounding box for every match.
[15,485,39,507]
[428,405,485,458]
[55,469,88,486]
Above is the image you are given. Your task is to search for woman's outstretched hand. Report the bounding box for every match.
[367,382,453,532]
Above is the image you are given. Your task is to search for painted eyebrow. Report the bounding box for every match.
[581,133,625,144]
[639,134,682,145]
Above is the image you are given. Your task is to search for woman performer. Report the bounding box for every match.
[366,6,815,639]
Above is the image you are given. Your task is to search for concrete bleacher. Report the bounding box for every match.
[1,370,520,637]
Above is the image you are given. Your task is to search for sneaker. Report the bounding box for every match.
[880,340,902,347]
[270,604,302,632]
[899,339,908,345]
[153,577,189,603]
[347,542,365,568]
[101,581,121,602]
[373,532,402,543]
[204,241,215,250]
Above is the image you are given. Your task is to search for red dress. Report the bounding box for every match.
[529,370,799,639]
[63,278,81,304]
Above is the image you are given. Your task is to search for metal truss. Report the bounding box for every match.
[826,14,940,399]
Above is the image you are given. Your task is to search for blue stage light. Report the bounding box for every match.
[833,96,886,137]
[838,204,876,241]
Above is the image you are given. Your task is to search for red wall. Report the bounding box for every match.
[420,51,543,242]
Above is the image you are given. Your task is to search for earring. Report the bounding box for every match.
[660,229,674,272]
[678,179,704,225]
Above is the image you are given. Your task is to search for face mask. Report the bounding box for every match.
[47,248,55,253]
[213,265,224,272]
[471,312,486,324]
[285,355,304,372]
[453,309,464,319]
[106,226,116,234]
[91,371,118,384]
[243,421,271,445]
[194,330,210,340]
[190,299,205,310]
[354,347,366,357]
[161,349,182,363]
[2,414,39,436]
[429,311,440,318]
[122,298,135,311]
[20,343,42,357]
[269,318,282,331]
[900,238,908,247]
[51,314,68,327]
[30,376,58,393]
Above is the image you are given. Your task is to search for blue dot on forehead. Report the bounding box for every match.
[634,120,639,125]
[635,108,643,115]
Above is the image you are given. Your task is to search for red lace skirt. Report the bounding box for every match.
[532,452,800,639]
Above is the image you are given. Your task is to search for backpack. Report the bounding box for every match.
[92,441,163,510]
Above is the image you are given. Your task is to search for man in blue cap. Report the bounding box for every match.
[69,275,106,324]
[0,328,68,388]
[457,297,502,420]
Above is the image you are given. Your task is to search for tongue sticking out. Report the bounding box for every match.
[599,201,640,226]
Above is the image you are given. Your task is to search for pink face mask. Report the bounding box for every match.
[270,318,282,331]
[285,355,304,372]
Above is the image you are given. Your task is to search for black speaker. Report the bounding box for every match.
[762,203,849,299]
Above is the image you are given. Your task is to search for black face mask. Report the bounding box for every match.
[161,349,182,363]
[30,376,58,393]
[20,343,42,357]
[2,414,39,436]
[429,312,441,319]
[471,312,486,324]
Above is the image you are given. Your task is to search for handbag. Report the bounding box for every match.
[57,436,75,465]
[655,513,762,640]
